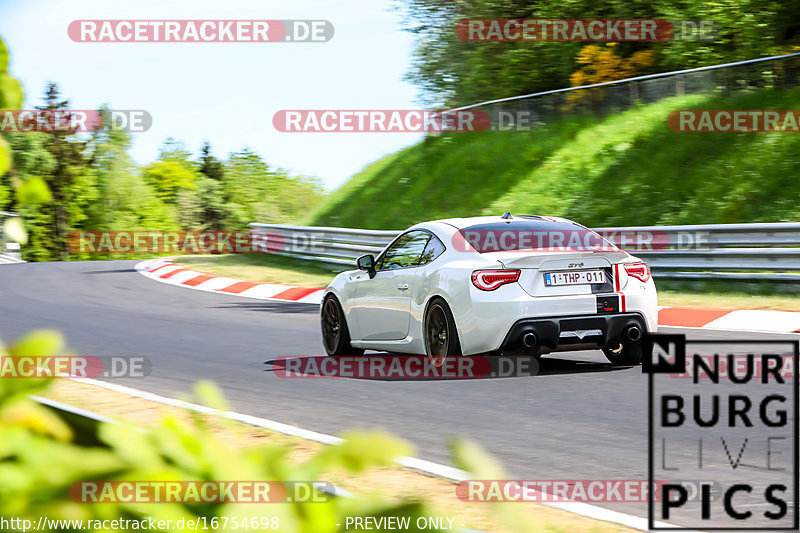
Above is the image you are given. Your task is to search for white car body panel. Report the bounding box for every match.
[323,216,658,356]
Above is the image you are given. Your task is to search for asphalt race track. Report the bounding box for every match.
[2,260,798,529]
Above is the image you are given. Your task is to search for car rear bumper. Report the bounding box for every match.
[499,312,647,354]
[448,281,658,355]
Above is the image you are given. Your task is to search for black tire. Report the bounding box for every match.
[423,298,462,367]
[321,296,364,357]
[603,342,643,366]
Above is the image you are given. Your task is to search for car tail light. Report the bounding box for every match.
[471,269,521,291]
[624,262,650,282]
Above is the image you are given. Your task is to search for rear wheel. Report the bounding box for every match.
[321,296,364,357]
[424,299,461,367]
[603,342,642,366]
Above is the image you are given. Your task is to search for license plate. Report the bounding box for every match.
[544,270,605,287]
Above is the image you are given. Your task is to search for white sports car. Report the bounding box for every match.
[320,213,658,365]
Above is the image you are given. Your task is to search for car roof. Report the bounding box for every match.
[430,214,580,230]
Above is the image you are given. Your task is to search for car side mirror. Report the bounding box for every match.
[356,254,376,278]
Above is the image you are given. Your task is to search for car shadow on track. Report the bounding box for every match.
[536,357,632,375]
[263,353,631,382]
[83,268,139,274]
[211,301,320,314]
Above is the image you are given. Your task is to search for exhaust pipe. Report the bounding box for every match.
[624,325,642,343]
[521,331,538,350]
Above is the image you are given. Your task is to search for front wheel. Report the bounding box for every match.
[424,299,461,367]
[602,342,642,366]
[321,296,364,357]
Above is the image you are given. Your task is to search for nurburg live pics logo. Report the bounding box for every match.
[643,334,799,530]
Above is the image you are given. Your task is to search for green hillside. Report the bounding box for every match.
[308,89,800,229]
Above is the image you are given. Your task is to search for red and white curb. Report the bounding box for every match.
[658,306,800,333]
[135,258,325,304]
[135,258,800,333]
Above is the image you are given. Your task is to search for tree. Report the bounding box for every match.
[85,107,176,232]
[143,160,198,203]
[0,35,25,210]
[199,141,224,181]
[397,0,800,107]
[196,142,227,230]
[4,132,56,261]
[220,149,324,228]
[220,148,273,228]
[565,43,655,110]
[142,139,199,205]
[31,83,97,260]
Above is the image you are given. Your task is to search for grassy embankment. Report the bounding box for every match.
[307,89,800,229]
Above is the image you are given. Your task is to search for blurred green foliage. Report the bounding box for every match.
[310,88,800,229]
[0,37,23,110]
[0,331,455,533]
[0,36,22,204]
[398,0,800,107]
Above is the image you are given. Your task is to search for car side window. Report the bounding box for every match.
[419,234,446,265]
[377,231,431,271]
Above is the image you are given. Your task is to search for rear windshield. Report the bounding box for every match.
[455,220,618,253]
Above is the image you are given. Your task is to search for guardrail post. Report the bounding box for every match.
[0,210,23,263]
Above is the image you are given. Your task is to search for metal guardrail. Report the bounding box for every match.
[437,52,800,134]
[0,254,24,263]
[443,51,800,114]
[250,221,800,281]
[32,396,116,447]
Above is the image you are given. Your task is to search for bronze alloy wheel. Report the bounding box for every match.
[425,302,450,367]
[321,297,341,354]
[320,296,365,357]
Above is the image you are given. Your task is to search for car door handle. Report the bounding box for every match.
[397,283,409,291]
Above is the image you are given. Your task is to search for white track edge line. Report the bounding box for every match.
[659,325,800,336]
[68,376,696,532]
